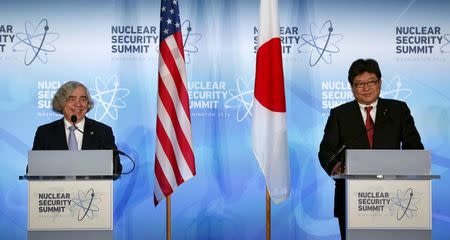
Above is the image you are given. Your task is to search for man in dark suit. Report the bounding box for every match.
[32,81,122,177]
[318,59,423,240]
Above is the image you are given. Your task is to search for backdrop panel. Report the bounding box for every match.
[1,0,449,239]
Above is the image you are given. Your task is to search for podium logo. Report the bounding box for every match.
[71,188,101,221]
[389,188,419,220]
[38,192,71,213]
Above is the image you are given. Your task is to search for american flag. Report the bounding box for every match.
[154,0,196,206]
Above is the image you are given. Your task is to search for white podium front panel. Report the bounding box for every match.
[347,179,431,230]
[28,180,112,230]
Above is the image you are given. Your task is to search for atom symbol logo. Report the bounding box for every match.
[440,34,450,53]
[12,19,58,66]
[181,20,202,64]
[389,188,418,220]
[298,20,343,66]
[224,76,254,122]
[70,188,101,221]
[380,75,412,101]
[90,76,130,121]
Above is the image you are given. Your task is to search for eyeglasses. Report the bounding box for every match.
[353,80,379,89]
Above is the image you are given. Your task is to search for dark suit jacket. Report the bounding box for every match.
[32,117,122,176]
[318,98,423,217]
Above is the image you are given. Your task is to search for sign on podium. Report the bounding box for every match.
[21,150,116,240]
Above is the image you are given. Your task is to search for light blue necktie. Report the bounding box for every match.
[68,126,78,151]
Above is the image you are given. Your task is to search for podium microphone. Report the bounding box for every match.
[70,115,84,134]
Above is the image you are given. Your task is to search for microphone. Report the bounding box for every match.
[327,144,347,173]
[70,115,77,124]
[70,115,84,134]
[326,107,390,174]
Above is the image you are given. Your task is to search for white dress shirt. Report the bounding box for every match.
[358,99,378,124]
[64,117,85,150]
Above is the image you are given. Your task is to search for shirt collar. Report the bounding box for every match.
[64,117,86,131]
[357,99,378,110]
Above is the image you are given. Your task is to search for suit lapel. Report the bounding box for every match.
[350,100,371,148]
[351,100,366,132]
[375,98,388,126]
[54,118,69,150]
[373,98,387,148]
[81,118,91,150]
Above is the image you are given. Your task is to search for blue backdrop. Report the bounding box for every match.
[1,0,449,239]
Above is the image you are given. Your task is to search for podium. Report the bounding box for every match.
[20,150,117,240]
[336,150,439,240]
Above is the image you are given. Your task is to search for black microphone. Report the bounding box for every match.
[70,115,77,124]
[327,144,347,173]
[326,107,390,174]
[70,115,84,134]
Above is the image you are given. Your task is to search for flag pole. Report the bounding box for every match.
[166,195,171,240]
[266,186,271,240]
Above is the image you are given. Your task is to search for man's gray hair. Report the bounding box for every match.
[52,81,94,114]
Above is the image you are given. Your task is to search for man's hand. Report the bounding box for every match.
[331,161,344,176]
